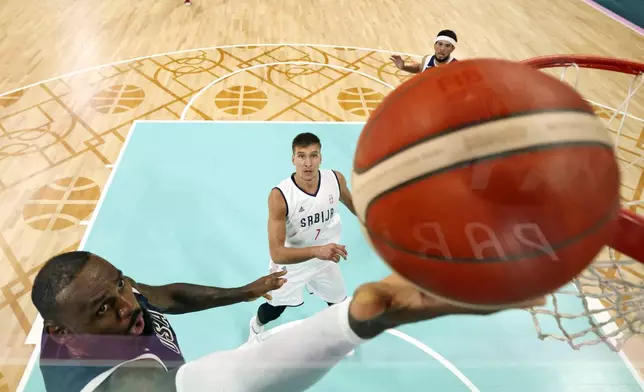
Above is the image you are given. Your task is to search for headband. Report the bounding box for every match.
[435,35,457,46]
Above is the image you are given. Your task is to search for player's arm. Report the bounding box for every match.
[391,54,423,74]
[333,170,356,216]
[401,61,422,73]
[124,271,286,315]
[175,300,364,392]
[268,188,319,264]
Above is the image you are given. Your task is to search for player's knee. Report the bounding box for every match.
[258,303,286,324]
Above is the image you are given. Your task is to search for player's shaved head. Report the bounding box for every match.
[32,251,93,322]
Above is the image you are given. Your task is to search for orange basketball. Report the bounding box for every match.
[351,58,621,308]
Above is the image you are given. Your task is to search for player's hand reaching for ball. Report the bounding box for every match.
[314,243,348,263]
[390,55,405,70]
[348,274,546,339]
[241,270,288,302]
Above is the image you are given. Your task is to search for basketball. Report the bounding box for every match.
[351,58,621,308]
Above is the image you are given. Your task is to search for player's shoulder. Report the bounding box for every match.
[274,173,296,189]
[321,168,344,177]
[269,186,287,200]
[326,169,347,184]
[269,186,288,213]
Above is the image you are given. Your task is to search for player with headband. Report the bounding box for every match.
[391,29,458,74]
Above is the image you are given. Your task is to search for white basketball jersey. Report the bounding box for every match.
[273,169,342,270]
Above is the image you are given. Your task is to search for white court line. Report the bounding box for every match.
[16,122,140,392]
[259,319,480,391]
[0,43,419,99]
[386,329,480,392]
[179,61,396,120]
[618,350,644,391]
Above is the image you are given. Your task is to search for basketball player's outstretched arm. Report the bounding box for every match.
[267,189,346,264]
[124,271,286,314]
[390,55,423,73]
[333,170,356,216]
[97,274,545,392]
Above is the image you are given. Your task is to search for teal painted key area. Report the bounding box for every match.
[21,121,642,391]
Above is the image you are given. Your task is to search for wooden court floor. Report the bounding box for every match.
[0,0,643,391]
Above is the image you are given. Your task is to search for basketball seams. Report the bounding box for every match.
[352,111,612,220]
[362,140,614,217]
[353,107,596,174]
[360,193,620,262]
[353,126,618,261]
[351,109,618,263]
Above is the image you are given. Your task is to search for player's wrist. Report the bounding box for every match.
[346,299,390,339]
[310,245,322,259]
[227,285,256,302]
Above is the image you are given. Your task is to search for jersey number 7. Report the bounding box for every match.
[314,229,321,240]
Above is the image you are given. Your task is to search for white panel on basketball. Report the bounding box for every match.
[351,111,612,220]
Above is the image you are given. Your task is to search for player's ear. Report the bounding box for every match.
[292,154,295,166]
[45,321,72,345]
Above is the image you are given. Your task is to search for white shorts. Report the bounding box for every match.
[267,261,347,307]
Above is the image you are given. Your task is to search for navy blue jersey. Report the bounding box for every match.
[421,55,458,72]
[39,291,185,392]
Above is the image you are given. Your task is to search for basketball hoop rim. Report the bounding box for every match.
[521,55,644,75]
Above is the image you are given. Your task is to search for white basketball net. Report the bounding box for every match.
[527,59,644,352]
[530,259,644,351]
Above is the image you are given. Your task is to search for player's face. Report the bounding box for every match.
[434,41,455,61]
[54,256,145,337]
[292,144,322,181]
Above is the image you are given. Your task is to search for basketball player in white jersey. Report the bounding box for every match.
[248,132,357,345]
[390,29,458,74]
